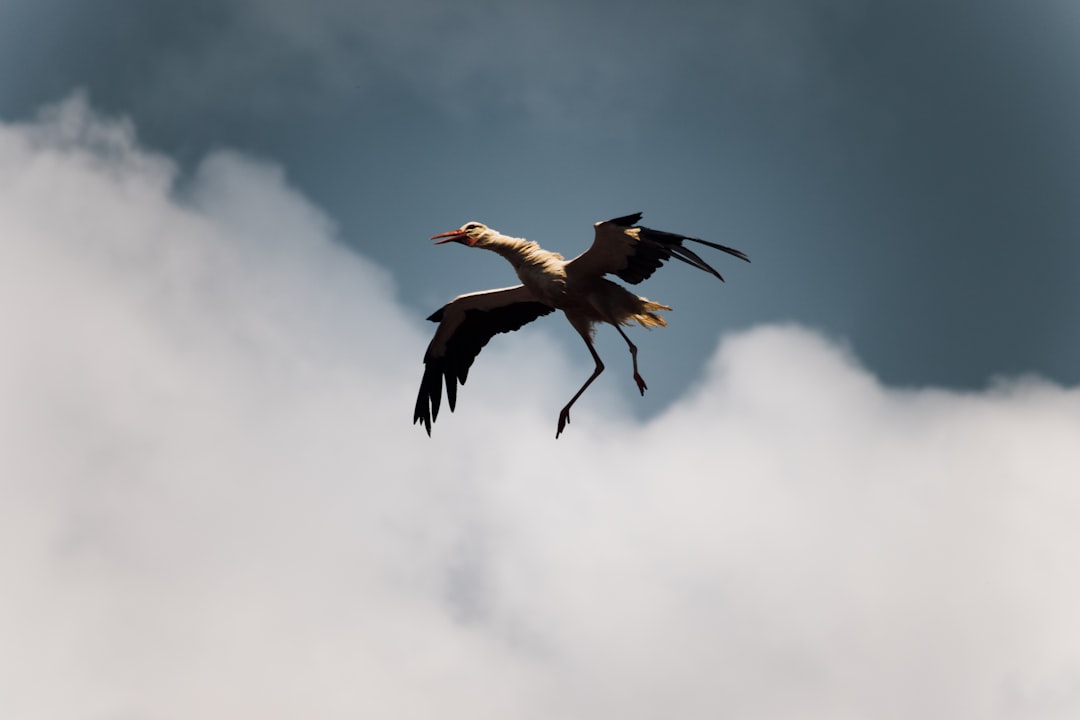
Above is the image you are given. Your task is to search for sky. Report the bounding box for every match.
[2,1,1080,718]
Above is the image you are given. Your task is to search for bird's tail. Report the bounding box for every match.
[626,299,671,328]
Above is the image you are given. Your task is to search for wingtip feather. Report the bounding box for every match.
[688,237,751,263]
[604,212,643,227]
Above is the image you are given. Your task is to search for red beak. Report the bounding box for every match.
[430,229,466,245]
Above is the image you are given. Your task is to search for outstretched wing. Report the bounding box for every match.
[566,212,750,284]
[414,285,556,435]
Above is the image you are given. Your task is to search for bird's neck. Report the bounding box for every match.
[478,232,552,270]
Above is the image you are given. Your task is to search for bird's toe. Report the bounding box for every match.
[556,409,571,438]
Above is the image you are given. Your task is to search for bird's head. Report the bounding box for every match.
[430,222,490,247]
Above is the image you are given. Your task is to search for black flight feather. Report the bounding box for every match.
[414,300,555,435]
[610,221,750,285]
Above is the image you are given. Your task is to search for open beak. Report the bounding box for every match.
[430,229,467,245]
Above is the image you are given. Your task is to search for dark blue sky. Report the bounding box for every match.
[3,0,1078,410]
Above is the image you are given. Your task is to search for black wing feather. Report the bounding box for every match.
[618,225,751,284]
[607,212,644,227]
[414,300,555,435]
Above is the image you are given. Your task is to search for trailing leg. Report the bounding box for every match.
[557,326,605,438]
[614,325,647,395]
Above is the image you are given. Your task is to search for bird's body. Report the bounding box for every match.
[414,213,749,437]
[459,229,668,327]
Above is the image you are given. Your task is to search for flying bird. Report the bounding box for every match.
[414,212,749,438]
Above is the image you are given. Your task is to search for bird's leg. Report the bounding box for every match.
[557,330,604,439]
[614,325,647,395]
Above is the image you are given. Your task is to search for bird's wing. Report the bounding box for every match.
[414,285,556,435]
[566,212,750,284]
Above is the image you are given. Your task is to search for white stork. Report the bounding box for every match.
[414,212,749,438]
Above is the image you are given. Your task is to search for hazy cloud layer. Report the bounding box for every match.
[3,96,1080,719]
[0,0,860,128]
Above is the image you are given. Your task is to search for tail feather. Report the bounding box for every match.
[628,299,671,328]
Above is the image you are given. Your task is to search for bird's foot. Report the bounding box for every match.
[556,408,571,438]
[634,373,648,396]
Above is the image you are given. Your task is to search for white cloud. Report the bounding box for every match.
[2,94,1080,719]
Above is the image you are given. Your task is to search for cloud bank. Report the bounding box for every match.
[2,95,1080,719]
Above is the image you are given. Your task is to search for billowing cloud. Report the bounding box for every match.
[3,95,1080,719]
